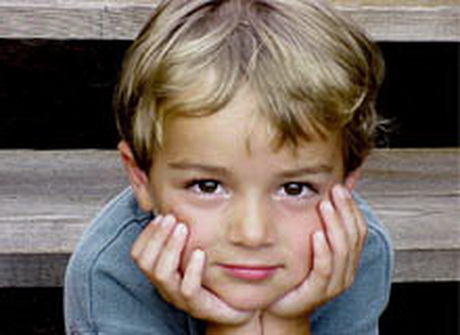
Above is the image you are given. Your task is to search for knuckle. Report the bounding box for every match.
[318,261,333,280]
[362,226,369,241]
[180,284,195,300]
[335,244,350,260]
[358,215,368,234]
[130,248,141,262]
[359,224,368,246]
[136,257,152,273]
[153,267,170,285]
[328,276,352,298]
[346,274,356,289]
[325,283,339,298]
[330,286,344,299]
[348,233,360,249]
[156,289,174,304]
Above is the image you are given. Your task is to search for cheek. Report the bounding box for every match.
[278,205,323,276]
[153,192,222,270]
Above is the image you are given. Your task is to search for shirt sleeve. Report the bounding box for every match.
[309,193,394,335]
[64,189,199,335]
[65,218,196,335]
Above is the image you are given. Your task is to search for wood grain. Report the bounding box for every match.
[0,148,458,285]
[359,149,459,252]
[0,1,458,41]
[359,149,460,282]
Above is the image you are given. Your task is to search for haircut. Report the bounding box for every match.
[114,0,385,174]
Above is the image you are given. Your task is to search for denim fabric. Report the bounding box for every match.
[65,188,392,334]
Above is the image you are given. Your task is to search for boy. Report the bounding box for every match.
[65,0,393,334]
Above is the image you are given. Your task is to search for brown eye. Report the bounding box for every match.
[186,179,226,196]
[197,180,219,193]
[276,182,316,200]
[283,183,304,196]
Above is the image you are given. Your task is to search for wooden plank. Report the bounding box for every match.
[330,0,458,5]
[0,254,69,287]
[360,149,460,252]
[0,150,127,254]
[393,250,459,283]
[340,6,460,41]
[0,149,458,286]
[360,149,460,282]
[0,1,458,41]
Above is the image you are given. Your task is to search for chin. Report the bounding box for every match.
[221,292,276,311]
[209,283,285,311]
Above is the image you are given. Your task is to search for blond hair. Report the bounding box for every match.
[114,0,384,174]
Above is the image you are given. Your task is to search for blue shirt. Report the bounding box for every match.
[65,188,393,334]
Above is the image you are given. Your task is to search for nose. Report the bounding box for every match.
[227,195,275,248]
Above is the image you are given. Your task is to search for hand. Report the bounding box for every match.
[266,184,368,318]
[131,214,255,325]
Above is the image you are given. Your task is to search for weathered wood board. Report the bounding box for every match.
[0,0,458,41]
[0,148,458,286]
[359,149,460,282]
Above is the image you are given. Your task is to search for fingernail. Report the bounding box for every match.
[173,223,187,238]
[151,215,163,225]
[162,214,175,227]
[321,200,334,213]
[193,249,205,262]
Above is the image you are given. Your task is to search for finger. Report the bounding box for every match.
[332,186,368,285]
[181,249,205,297]
[270,230,332,317]
[308,230,334,298]
[131,215,163,259]
[344,193,368,284]
[180,250,213,319]
[331,185,359,249]
[181,250,252,324]
[331,185,360,286]
[133,214,177,272]
[297,230,333,305]
[320,199,349,295]
[153,222,188,291]
[349,194,368,249]
[180,249,208,317]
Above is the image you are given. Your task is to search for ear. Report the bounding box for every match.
[344,167,362,191]
[118,141,155,212]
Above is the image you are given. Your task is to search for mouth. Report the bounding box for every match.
[218,264,281,281]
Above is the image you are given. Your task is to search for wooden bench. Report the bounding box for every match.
[0,0,458,287]
[0,149,458,286]
[0,0,458,41]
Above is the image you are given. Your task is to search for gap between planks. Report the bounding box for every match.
[0,148,458,285]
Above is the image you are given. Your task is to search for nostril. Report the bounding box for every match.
[228,215,274,248]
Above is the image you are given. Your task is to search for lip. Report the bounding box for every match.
[218,264,281,281]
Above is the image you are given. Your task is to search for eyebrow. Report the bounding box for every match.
[168,161,333,178]
[278,165,334,178]
[168,162,229,175]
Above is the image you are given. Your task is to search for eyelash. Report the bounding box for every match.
[185,179,318,200]
[185,179,228,198]
[276,182,318,200]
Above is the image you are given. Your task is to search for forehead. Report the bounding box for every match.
[157,88,344,174]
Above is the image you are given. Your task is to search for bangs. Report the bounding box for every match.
[115,0,383,173]
[150,0,366,146]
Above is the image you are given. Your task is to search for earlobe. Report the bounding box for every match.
[118,141,155,212]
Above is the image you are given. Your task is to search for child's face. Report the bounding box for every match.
[147,89,345,310]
